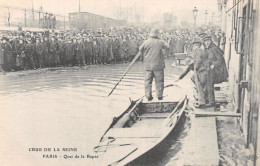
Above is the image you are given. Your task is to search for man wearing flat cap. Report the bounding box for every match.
[137,28,170,101]
[192,38,209,108]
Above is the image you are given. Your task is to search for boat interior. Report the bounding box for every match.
[113,101,181,129]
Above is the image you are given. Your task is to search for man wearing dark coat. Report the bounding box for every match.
[56,37,64,66]
[35,38,44,68]
[49,36,59,67]
[1,37,14,71]
[192,38,209,108]
[203,36,228,107]
[92,40,99,64]
[42,36,50,67]
[24,39,36,69]
[16,39,26,70]
[75,37,86,66]
[112,37,120,63]
[65,38,74,66]
[0,41,4,71]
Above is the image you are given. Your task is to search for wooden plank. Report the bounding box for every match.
[139,112,170,119]
[184,117,219,166]
[105,127,162,138]
[195,111,241,117]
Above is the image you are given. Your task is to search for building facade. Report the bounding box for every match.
[223,0,260,165]
[69,12,126,31]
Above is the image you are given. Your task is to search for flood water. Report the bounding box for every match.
[0,57,192,166]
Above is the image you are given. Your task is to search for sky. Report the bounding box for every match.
[0,0,219,25]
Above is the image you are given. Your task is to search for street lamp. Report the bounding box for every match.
[205,10,208,25]
[193,7,198,26]
[211,12,215,25]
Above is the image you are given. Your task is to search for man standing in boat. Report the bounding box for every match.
[138,29,170,101]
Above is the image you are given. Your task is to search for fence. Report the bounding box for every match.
[0,6,70,30]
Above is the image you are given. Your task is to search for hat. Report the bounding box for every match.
[149,29,159,37]
[1,37,8,41]
[203,36,212,41]
[199,32,207,37]
[191,37,202,45]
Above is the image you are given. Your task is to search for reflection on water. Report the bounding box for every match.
[0,57,189,166]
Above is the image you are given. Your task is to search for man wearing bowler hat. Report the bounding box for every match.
[138,28,169,101]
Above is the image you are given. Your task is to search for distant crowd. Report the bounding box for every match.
[0,25,226,72]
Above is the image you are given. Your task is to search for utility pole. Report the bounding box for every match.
[79,0,81,12]
[32,0,34,20]
[205,10,208,25]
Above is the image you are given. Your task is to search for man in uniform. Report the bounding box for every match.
[136,29,169,101]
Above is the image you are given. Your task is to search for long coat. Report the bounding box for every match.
[35,43,44,56]
[75,42,85,60]
[176,38,185,53]
[49,41,59,63]
[206,43,228,84]
[0,44,4,65]
[106,39,113,61]
[84,41,93,57]
[2,42,14,70]
[193,47,209,88]
[65,43,74,61]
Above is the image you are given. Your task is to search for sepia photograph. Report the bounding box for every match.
[0,0,259,165]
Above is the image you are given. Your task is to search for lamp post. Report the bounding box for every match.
[192,7,198,26]
[211,12,215,25]
[205,10,208,25]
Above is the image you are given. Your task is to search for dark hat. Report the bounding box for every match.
[203,36,212,41]
[19,32,25,37]
[1,37,8,41]
[199,32,207,37]
[191,37,202,45]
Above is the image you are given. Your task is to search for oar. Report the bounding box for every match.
[107,52,141,96]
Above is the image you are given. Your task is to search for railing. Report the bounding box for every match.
[0,6,70,30]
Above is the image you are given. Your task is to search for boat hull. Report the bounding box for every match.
[94,86,188,166]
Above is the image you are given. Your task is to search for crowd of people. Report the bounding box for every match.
[0,25,226,72]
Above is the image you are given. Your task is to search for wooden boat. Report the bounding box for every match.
[94,85,188,166]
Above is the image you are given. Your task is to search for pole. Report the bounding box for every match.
[24,10,27,27]
[32,0,34,20]
[108,52,141,96]
[7,8,10,27]
[39,12,40,27]
[64,16,65,30]
[79,0,81,12]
